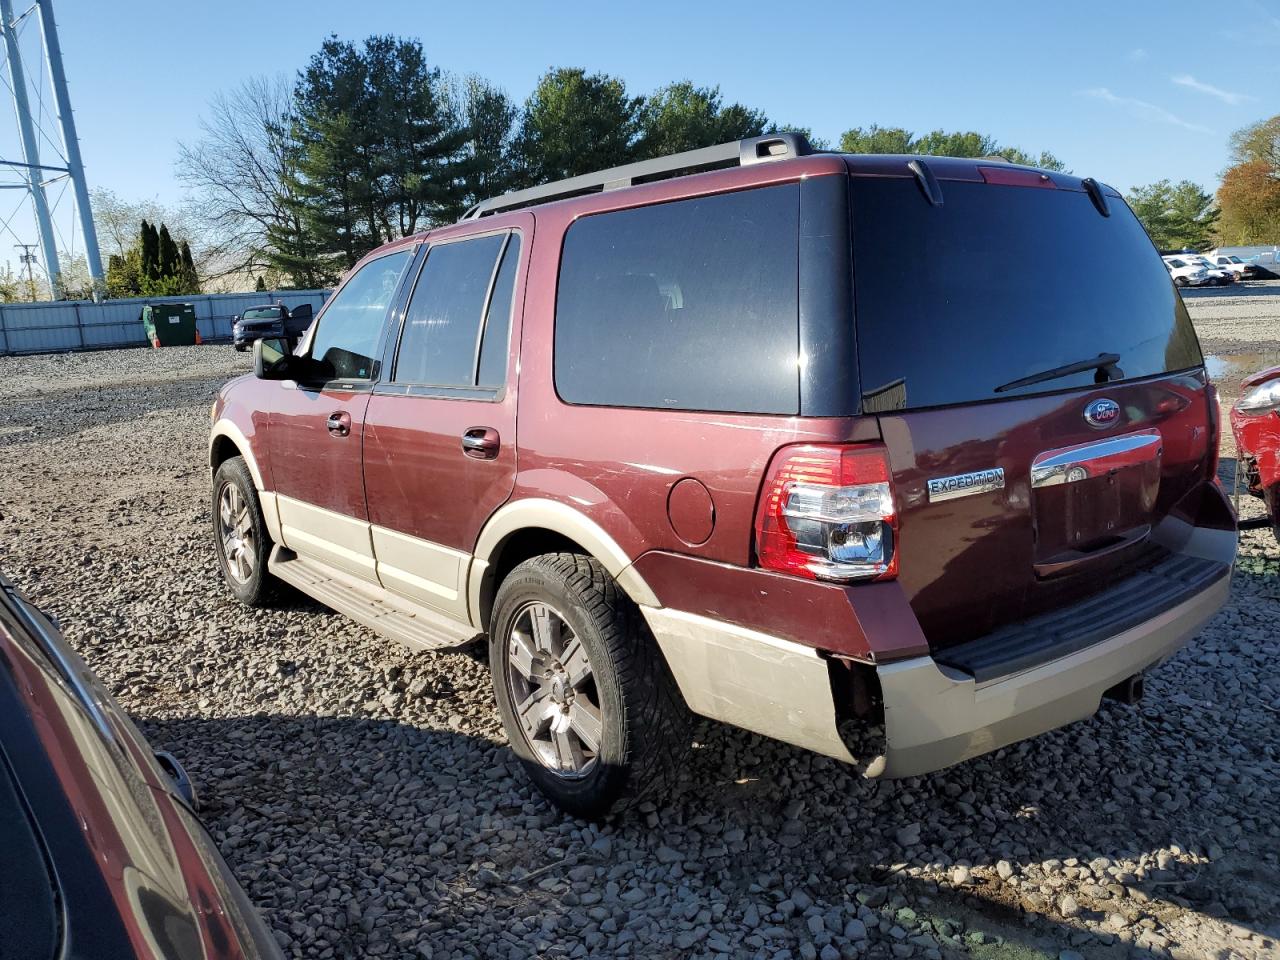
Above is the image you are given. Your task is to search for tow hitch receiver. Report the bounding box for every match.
[1103,673,1145,705]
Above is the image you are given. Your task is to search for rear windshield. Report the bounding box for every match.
[851,178,1202,411]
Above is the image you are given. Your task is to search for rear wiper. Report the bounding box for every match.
[995,352,1122,393]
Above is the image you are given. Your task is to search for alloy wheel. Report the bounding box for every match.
[505,601,603,777]
[217,482,255,584]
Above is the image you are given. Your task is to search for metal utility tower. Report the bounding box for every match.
[0,0,101,298]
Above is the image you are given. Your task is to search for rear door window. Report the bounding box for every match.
[851,178,1202,411]
[555,184,800,414]
[392,232,520,390]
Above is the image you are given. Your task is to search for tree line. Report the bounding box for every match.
[177,35,1069,289]
[170,35,1277,293]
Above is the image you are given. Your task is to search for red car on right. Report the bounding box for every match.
[1231,364,1280,539]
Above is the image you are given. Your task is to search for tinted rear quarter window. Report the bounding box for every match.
[555,184,800,414]
[478,236,521,388]
[851,178,1202,411]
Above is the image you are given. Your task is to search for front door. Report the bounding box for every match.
[363,221,529,620]
[269,247,415,581]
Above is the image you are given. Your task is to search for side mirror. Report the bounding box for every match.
[253,337,292,380]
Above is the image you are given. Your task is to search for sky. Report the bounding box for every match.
[1,0,1277,271]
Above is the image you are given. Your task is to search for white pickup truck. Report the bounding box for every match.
[1161,255,1212,287]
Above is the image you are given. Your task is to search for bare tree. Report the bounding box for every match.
[92,188,197,259]
[177,75,309,283]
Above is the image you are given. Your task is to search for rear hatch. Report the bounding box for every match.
[848,163,1215,652]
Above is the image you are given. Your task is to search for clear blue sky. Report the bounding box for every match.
[33,0,1280,223]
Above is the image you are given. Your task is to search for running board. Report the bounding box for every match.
[268,547,480,652]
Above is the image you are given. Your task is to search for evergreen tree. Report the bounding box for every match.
[255,274,267,292]
[158,224,180,279]
[139,220,159,281]
[838,125,1067,171]
[451,75,520,213]
[513,68,639,185]
[179,240,200,292]
[272,35,469,283]
[634,82,768,159]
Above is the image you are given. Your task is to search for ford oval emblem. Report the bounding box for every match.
[1085,398,1120,429]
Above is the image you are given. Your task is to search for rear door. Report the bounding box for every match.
[362,218,529,621]
[269,248,413,581]
[849,171,1213,651]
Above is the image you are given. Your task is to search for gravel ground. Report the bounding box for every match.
[1,290,1277,960]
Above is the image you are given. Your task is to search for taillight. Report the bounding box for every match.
[754,443,898,582]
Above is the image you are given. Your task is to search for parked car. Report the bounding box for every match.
[0,568,283,958]
[1207,253,1261,280]
[232,302,314,352]
[1162,255,1213,287]
[211,134,1235,818]
[1188,255,1235,285]
[1229,364,1280,540]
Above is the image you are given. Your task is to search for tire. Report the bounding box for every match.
[234,343,247,353]
[489,553,690,819]
[1174,276,1188,287]
[212,456,277,606]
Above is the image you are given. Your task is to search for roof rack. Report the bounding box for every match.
[459,132,813,221]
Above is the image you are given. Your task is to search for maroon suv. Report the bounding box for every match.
[210,134,1236,817]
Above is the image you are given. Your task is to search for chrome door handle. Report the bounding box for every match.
[326,411,351,437]
[461,427,499,459]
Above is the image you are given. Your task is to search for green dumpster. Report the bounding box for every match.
[141,303,201,348]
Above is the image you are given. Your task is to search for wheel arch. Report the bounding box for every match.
[469,499,659,631]
[209,420,265,491]
[209,420,282,544]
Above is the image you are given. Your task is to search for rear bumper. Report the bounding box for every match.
[640,525,1234,778]
[868,565,1229,777]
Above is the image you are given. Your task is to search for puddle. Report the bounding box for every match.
[1205,351,1280,385]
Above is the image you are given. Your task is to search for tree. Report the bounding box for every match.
[179,240,200,293]
[177,75,315,286]
[1217,160,1280,244]
[1229,115,1280,171]
[106,248,142,299]
[1218,116,1280,244]
[276,35,468,282]
[1126,180,1219,249]
[634,82,768,158]
[838,125,1067,171]
[449,74,520,211]
[0,264,25,302]
[93,188,197,260]
[839,125,915,154]
[254,274,267,292]
[158,224,179,280]
[107,221,200,298]
[513,68,639,184]
[140,220,159,281]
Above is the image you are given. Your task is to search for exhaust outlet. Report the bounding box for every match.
[1103,673,1144,705]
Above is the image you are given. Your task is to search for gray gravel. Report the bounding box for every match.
[1,320,1277,960]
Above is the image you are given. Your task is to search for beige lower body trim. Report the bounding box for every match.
[275,495,376,581]
[641,607,856,764]
[371,525,469,621]
[259,491,283,544]
[869,570,1231,778]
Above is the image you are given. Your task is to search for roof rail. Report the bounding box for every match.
[459,132,813,221]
